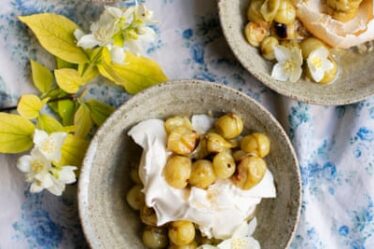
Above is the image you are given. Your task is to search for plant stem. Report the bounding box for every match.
[0,96,74,112]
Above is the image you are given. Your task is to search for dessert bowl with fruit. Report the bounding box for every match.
[78,80,301,249]
[219,0,374,105]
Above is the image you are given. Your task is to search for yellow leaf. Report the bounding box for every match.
[57,134,89,167]
[55,68,86,94]
[19,14,88,64]
[37,114,63,133]
[17,94,43,119]
[56,57,75,69]
[86,100,114,126]
[97,48,168,94]
[0,113,35,153]
[30,60,54,94]
[74,104,93,138]
[78,63,99,82]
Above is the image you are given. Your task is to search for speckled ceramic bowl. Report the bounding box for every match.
[78,80,301,249]
[218,0,374,105]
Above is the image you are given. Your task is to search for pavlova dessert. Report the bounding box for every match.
[125,113,276,249]
[244,0,374,84]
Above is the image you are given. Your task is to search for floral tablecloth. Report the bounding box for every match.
[0,0,373,248]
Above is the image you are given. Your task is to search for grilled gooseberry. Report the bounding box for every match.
[165,116,193,133]
[141,206,158,226]
[274,0,296,25]
[169,241,198,249]
[164,156,192,189]
[168,221,196,246]
[214,113,244,139]
[240,133,271,158]
[130,167,141,184]
[273,22,295,40]
[213,151,236,179]
[245,22,269,47]
[205,132,234,153]
[232,156,267,190]
[126,185,145,210]
[247,0,266,23]
[167,127,198,155]
[142,226,168,249]
[189,160,216,189]
[300,38,327,59]
[260,0,281,22]
[260,36,279,60]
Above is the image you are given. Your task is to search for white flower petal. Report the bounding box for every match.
[47,179,65,196]
[50,132,67,150]
[274,46,291,62]
[233,222,250,238]
[73,29,85,41]
[105,6,123,19]
[125,40,142,55]
[17,155,32,173]
[247,218,258,236]
[59,166,77,184]
[290,47,303,66]
[34,172,54,188]
[271,63,288,82]
[310,67,324,82]
[35,132,66,162]
[139,27,156,43]
[77,34,101,49]
[217,238,232,249]
[33,129,48,146]
[246,237,261,249]
[30,181,44,193]
[122,6,136,20]
[110,46,125,64]
[289,66,302,82]
[137,4,154,23]
[323,58,334,71]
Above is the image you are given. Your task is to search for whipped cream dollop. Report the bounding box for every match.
[297,0,374,48]
[128,115,276,239]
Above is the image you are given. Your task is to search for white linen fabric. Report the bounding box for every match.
[0,0,373,248]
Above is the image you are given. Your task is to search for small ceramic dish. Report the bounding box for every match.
[218,0,374,105]
[78,80,301,248]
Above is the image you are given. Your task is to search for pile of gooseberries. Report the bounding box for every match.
[244,0,339,84]
[126,113,271,249]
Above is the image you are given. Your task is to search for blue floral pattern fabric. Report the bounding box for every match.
[0,0,373,248]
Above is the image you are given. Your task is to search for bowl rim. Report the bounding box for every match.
[78,79,302,249]
[217,0,374,106]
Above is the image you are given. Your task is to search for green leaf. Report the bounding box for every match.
[30,60,54,94]
[57,134,89,167]
[19,14,88,64]
[37,114,63,133]
[74,104,93,138]
[43,88,67,99]
[78,63,99,82]
[17,94,44,119]
[55,68,86,94]
[0,113,35,153]
[58,99,75,126]
[86,100,114,126]
[56,57,75,69]
[113,33,124,47]
[97,48,168,94]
